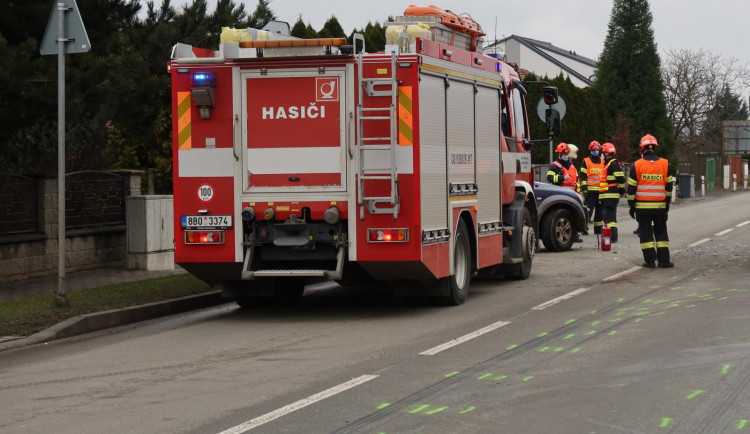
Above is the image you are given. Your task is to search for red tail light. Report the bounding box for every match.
[185,230,225,244]
[367,229,408,243]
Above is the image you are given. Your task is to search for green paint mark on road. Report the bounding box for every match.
[538,332,549,337]
[686,390,705,400]
[685,304,697,308]
[507,344,518,350]
[493,375,508,380]
[718,297,729,301]
[377,403,391,409]
[618,298,624,302]
[693,277,700,281]
[591,310,598,314]
[563,333,576,340]
[709,288,722,292]
[554,347,565,352]
[425,406,448,415]
[643,299,653,304]
[459,406,476,414]
[522,376,534,382]
[722,365,731,374]
[737,419,747,430]
[634,318,643,323]
[539,346,550,352]
[608,330,617,336]
[565,319,576,325]
[660,417,672,428]
[702,296,715,300]
[477,373,492,380]
[635,311,650,316]
[444,371,460,378]
[609,318,622,323]
[585,330,596,335]
[649,312,665,316]
[671,286,684,290]
[592,320,601,326]
[651,285,661,289]
[672,276,679,280]
[408,404,430,414]
[570,348,581,353]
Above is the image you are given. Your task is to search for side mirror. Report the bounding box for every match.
[545,108,561,136]
[541,86,558,105]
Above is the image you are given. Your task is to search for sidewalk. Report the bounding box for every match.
[0,266,187,302]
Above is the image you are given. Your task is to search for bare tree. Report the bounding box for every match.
[661,48,750,169]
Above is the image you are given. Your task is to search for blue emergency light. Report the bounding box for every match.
[192,72,216,87]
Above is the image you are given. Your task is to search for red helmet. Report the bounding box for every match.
[602,142,616,154]
[555,143,570,154]
[640,134,658,150]
[588,141,601,151]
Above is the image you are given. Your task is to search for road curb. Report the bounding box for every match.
[0,291,227,352]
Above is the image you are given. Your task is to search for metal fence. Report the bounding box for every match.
[0,174,39,236]
[65,171,126,229]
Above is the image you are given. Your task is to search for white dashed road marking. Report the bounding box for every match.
[602,266,641,283]
[217,375,379,433]
[689,238,711,248]
[419,320,511,356]
[532,288,592,311]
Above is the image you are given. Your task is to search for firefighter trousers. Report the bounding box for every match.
[601,198,619,242]
[584,192,603,234]
[636,212,670,265]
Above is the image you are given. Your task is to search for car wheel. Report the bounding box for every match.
[541,208,575,252]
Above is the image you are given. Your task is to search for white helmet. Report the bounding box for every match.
[568,144,578,159]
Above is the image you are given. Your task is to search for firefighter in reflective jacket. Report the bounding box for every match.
[580,141,604,234]
[547,143,578,190]
[599,142,626,243]
[627,134,674,268]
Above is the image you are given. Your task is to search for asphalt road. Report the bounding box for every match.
[1,191,749,434]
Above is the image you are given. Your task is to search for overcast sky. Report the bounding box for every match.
[185,0,749,96]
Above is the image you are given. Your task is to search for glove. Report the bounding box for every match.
[629,208,636,219]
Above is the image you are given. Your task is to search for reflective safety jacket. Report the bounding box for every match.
[547,159,578,190]
[599,158,626,199]
[627,155,673,211]
[580,156,604,194]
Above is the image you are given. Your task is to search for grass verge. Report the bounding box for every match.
[0,274,212,337]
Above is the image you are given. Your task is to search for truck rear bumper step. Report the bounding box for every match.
[241,244,345,280]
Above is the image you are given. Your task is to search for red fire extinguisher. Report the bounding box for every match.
[601,223,612,251]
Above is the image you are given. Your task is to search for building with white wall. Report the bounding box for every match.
[484,35,597,88]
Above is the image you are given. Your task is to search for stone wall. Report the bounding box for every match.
[0,171,143,282]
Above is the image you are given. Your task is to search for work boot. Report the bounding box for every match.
[573,233,583,243]
[641,262,656,268]
[658,262,675,268]
[633,229,639,235]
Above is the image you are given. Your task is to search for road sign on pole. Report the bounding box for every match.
[537,96,567,163]
[40,0,91,55]
[40,0,90,305]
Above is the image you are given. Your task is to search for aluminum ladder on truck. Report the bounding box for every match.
[354,34,401,220]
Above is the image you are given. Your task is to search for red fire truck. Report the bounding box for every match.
[170,15,546,306]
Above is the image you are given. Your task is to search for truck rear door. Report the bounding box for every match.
[241,69,347,193]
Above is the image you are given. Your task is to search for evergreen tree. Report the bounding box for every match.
[291,16,308,38]
[318,15,346,38]
[247,0,276,29]
[595,0,674,159]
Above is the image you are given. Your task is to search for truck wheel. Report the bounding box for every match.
[438,219,471,305]
[507,207,535,280]
[541,208,575,252]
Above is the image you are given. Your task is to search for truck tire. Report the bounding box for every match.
[438,219,471,305]
[541,208,575,252]
[507,207,535,280]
